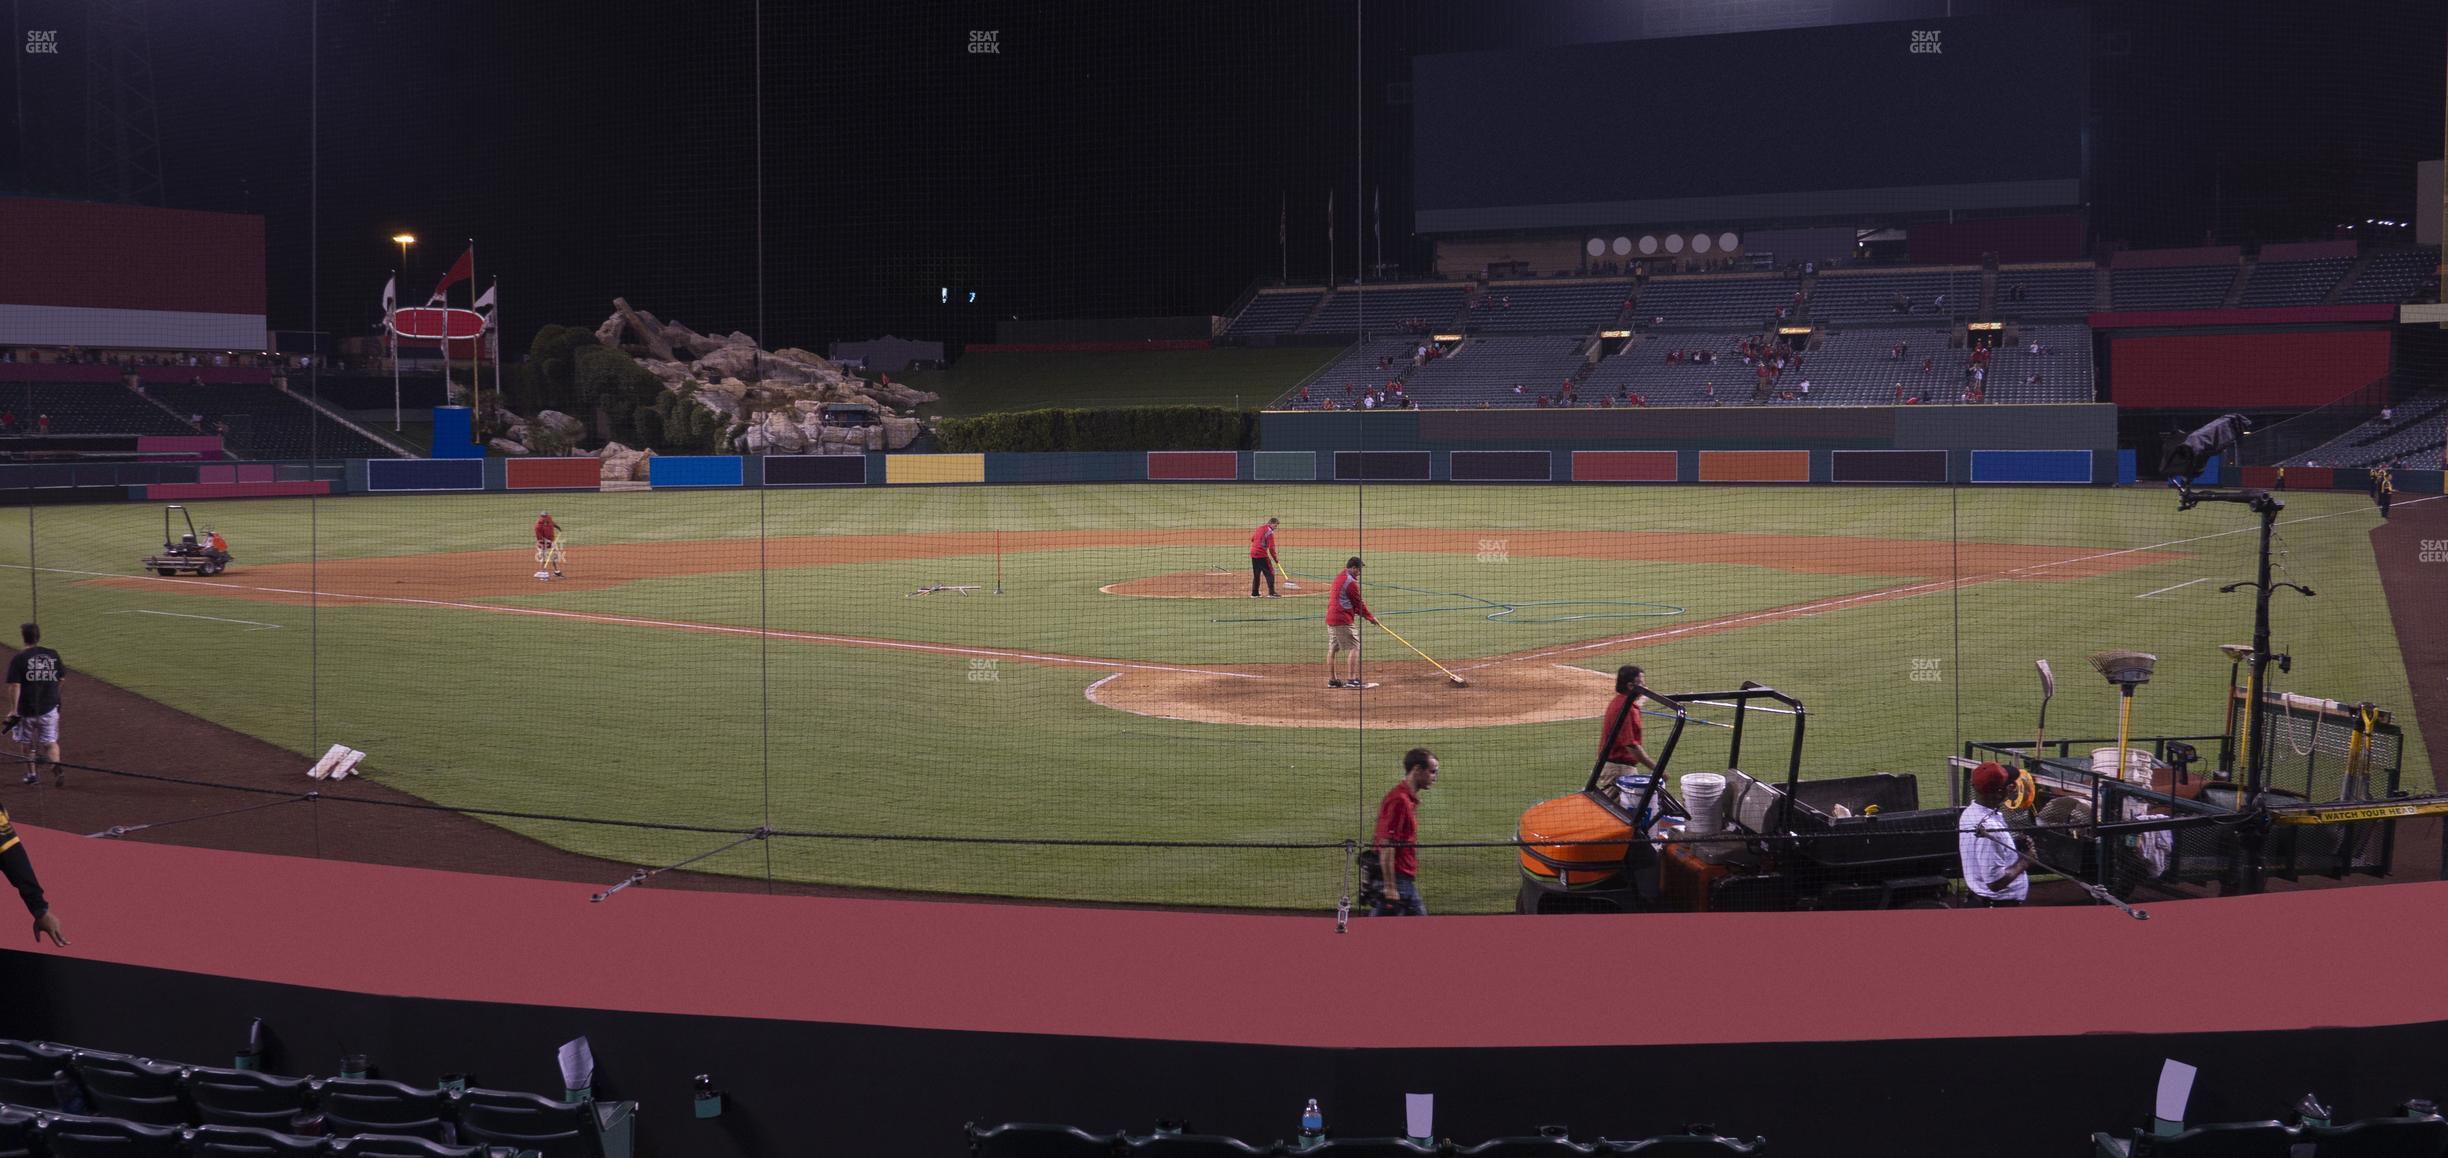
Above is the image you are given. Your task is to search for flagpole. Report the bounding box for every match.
[491,279,503,435]
[388,272,401,437]
[465,238,476,426]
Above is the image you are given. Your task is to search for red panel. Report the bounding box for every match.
[2111,331,2392,408]
[1145,451,1237,481]
[2088,305,2397,329]
[0,198,265,315]
[0,365,273,385]
[234,465,275,484]
[146,481,329,500]
[505,457,605,490]
[1571,450,1677,482]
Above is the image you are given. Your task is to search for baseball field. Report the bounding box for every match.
[0,483,2426,913]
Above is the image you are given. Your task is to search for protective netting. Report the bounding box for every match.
[0,0,2439,914]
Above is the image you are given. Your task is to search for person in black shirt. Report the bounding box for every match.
[0,805,66,945]
[6,622,65,787]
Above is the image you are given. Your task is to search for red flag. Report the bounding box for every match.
[428,245,473,302]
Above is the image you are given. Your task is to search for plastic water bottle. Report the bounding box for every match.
[1299,1099,1325,1150]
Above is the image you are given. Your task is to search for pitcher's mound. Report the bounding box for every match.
[1101,571,1324,599]
[1087,660,1613,729]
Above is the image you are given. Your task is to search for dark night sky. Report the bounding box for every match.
[5,0,2441,351]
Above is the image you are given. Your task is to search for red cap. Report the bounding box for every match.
[1970,761,2011,794]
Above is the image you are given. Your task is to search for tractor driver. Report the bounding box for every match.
[205,528,227,556]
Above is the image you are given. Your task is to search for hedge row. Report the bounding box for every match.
[932,406,1259,453]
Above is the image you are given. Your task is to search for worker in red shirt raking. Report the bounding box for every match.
[533,511,565,581]
[1248,516,1283,598]
[1324,556,1378,689]
[1370,747,1440,916]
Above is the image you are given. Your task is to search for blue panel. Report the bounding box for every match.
[2117,449,2138,486]
[366,458,485,492]
[429,407,481,458]
[1969,449,2092,484]
[648,455,746,488]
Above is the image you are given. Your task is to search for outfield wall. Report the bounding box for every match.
[0,400,2434,501]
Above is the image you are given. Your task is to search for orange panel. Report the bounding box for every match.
[1697,449,1810,482]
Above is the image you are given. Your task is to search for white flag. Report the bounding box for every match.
[381,275,396,317]
[473,281,496,315]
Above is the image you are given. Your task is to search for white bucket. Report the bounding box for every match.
[1680,772,1729,836]
[2090,746,2157,784]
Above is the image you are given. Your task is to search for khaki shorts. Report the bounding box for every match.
[1327,622,1361,652]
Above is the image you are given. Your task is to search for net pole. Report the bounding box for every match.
[995,529,1003,595]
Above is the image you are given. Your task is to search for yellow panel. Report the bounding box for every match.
[885,454,986,484]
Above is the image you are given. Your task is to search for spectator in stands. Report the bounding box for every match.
[34,415,49,435]
[2028,340,2046,356]
[1512,384,1524,397]
[1798,380,1810,400]
[1894,384,1906,404]
[0,412,13,432]
[1629,393,1646,407]
[1892,293,1910,314]
[1922,356,1935,374]
[1703,384,1717,405]
[2380,407,2395,423]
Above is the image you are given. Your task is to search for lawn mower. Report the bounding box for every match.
[139,505,231,577]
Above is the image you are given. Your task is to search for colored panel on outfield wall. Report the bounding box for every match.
[1448,450,1552,482]
[1333,450,1432,482]
[1830,450,1947,483]
[647,455,746,488]
[762,454,868,486]
[504,457,604,490]
[987,453,1144,483]
[1571,450,1678,482]
[1252,451,1315,481]
[1146,451,1238,481]
[1968,449,2091,484]
[884,454,986,485]
[366,457,484,492]
[1697,450,1810,483]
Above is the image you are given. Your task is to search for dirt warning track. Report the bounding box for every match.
[82,528,2183,730]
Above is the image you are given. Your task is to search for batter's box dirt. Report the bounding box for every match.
[1088,660,1613,729]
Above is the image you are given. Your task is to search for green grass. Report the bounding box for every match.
[0,485,2423,912]
[891,347,1345,418]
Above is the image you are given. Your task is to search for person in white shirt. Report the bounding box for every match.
[1959,762,2033,906]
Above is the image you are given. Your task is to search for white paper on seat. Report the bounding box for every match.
[2155,1059,2197,1122]
[559,1036,596,1090]
[1405,1093,1433,1139]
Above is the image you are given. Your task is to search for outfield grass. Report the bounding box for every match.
[0,484,2422,912]
[892,346,1345,418]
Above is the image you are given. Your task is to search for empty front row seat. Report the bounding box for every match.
[187,1122,329,1157]
[311,1078,453,1142]
[33,1111,185,1158]
[0,1040,74,1109]
[453,1087,622,1158]
[966,1120,1125,1155]
[329,1134,514,1158]
[187,1066,313,1131]
[67,1051,189,1125]
[0,1105,31,1158]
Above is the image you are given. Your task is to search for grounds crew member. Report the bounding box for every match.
[1249,516,1282,598]
[1370,747,1440,916]
[6,623,65,788]
[0,805,66,945]
[2371,462,2395,519]
[534,511,564,579]
[1325,557,1378,688]
[1958,762,2034,907]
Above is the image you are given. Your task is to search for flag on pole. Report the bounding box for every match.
[381,275,397,320]
[473,280,496,316]
[428,245,473,304]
